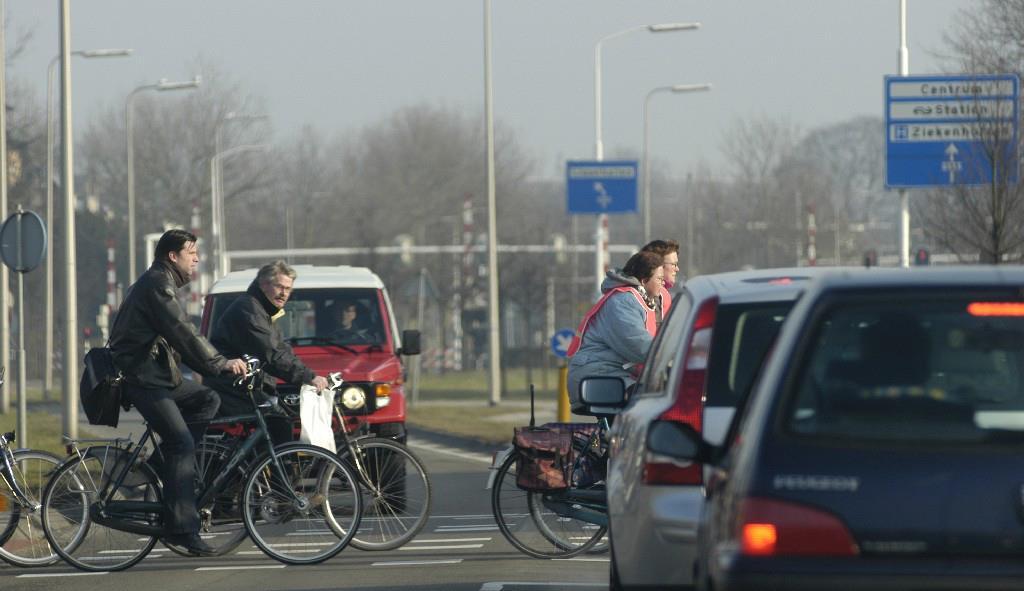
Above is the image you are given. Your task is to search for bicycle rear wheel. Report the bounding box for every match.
[491,451,606,559]
[343,438,431,550]
[41,446,160,572]
[0,449,62,566]
[162,439,248,557]
[242,444,360,564]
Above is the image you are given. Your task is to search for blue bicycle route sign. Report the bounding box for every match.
[566,160,638,213]
[885,74,1020,188]
[550,328,576,358]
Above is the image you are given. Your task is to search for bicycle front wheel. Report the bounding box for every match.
[242,444,361,564]
[343,438,431,551]
[42,446,160,572]
[0,449,62,566]
[491,451,606,559]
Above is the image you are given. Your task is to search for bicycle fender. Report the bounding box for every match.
[485,445,513,490]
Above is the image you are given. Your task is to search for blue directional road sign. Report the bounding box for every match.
[550,328,576,358]
[886,74,1019,188]
[566,160,638,213]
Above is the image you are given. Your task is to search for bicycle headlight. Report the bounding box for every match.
[340,386,367,410]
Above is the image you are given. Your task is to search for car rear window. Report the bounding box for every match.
[787,291,1024,443]
[704,303,792,407]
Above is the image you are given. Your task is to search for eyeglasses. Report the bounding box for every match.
[663,262,680,268]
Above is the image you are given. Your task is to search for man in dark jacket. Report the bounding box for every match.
[207,260,328,443]
[109,229,246,556]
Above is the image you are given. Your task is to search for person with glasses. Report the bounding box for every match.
[641,239,681,327]
[566,251,663,413]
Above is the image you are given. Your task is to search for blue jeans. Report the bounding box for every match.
[125,380,220,535]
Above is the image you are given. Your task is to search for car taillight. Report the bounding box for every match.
[738,497,859,557]
[643,298,718,486]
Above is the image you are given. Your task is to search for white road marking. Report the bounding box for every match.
[372,559,463,566]
[410,537,491,543]
[17,572,108,578]
[409,441,492,464]
[434,525,499,532]
[399,543,484,550]
[480,583,604,591]
[195,565,287,571]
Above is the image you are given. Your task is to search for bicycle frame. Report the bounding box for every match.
[0,432,39,510]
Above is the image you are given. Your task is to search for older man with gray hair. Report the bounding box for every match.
[207,260,329,443]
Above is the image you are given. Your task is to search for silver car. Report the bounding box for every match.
[606,267,842,590]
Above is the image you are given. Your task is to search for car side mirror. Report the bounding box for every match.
[579,376,628,415]
[646,420,714,464]
[399,329,421,356]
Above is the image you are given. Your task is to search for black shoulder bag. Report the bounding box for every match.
[80,346,126,427]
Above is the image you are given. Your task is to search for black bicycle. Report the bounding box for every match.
[0,368,65,568]
[489,386,610,559]
[40,358,363,571]
[320,372,432,550]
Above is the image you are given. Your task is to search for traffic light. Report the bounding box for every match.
[863,249,878,268]
[914,248,930,266]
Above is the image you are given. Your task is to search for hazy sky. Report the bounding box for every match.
[8,1,974,178]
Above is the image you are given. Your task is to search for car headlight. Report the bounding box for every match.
[340,386,367,410]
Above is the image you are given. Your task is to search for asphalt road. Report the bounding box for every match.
[0,418,610,591]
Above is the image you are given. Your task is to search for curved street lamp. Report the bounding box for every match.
[44,47,132,399]
[211,143,267,279]
[592,22,699,293]
[126,76,201,279]
[642,83,711,243]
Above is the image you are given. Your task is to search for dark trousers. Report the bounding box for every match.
[126,380,220,535]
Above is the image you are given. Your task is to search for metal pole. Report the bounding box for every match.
[60,0,79,439]
[0,0,8,415]
[209,156,220,278]
[126,88,143,280]
[412,267,426,407]
[484,0,502,405]
[45,58,56,400]
[594,34,607,298]
[898,0,910,268]
[642,90,654,245]
[16,263,25,447]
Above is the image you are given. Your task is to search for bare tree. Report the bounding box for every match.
[926,0,1024,262]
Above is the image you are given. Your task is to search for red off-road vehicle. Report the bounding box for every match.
[200,265,420,442]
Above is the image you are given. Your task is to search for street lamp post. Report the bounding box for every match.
[211,143,267,278]
[642,83,710,243]
[212,113,266,279]
[44,48,131,400]
[126,76,200,280]
[593,22,699,294]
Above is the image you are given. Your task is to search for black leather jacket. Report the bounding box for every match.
[207,280,315,396]
[109,260,230,389]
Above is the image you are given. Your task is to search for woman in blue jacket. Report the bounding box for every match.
[567,250,663,412]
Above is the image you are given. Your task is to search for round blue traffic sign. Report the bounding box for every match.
[550,328,576,358]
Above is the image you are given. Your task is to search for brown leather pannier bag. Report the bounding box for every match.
[513,426,573,491]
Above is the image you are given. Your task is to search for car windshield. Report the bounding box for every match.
[209,287,386,346]
[787,291,1024,443]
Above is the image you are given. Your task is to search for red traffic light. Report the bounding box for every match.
[914,248,930,265]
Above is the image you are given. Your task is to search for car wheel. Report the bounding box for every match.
[374,421,407,443]
[609,538,626,591]
[694,561,714,591]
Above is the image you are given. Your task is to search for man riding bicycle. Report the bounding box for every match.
[108,229,246,556]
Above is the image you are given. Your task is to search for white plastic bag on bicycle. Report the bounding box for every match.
[299,384,336,453]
